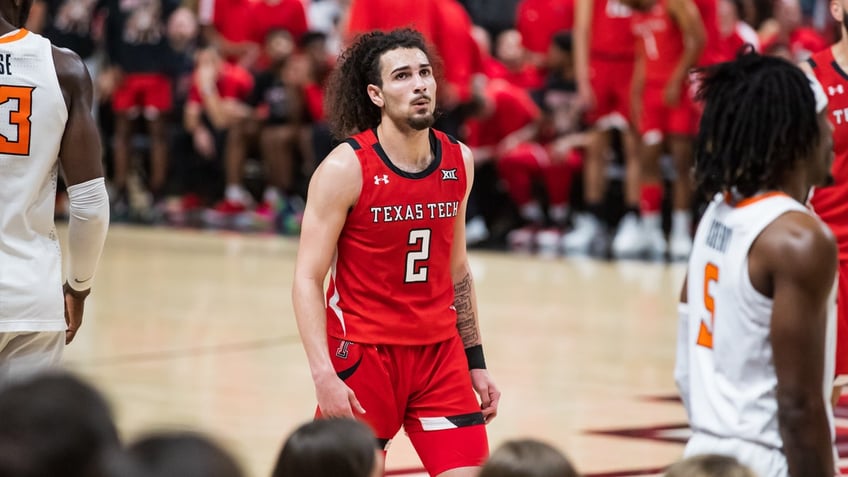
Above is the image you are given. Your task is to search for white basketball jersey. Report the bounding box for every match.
[0,29,69,332]
[684,192,837,452]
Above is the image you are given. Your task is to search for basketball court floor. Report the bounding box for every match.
[59,225,848,477]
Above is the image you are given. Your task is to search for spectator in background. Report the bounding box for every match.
[197,0,258,66]
[718,0,761,56]
[100,0,180,218]
[127,432,244,477]
[569,0,642,257]
[300,31,336,165]
[759,0,827,60]
[464,78,543,247]
[27,0,101,77]
[0,373,121,477]
[247,0,308,69]
[238,31,310,232]
[498,31,588,252]
[664,455,757,477]
[479,439,579,477]
[514,0,575,68]
[623,0,705,260]
[272,419,382,477]
[491,29,545,91]
[342,0,440,46]
[179,44,253,226]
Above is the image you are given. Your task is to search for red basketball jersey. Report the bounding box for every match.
[326,129,468,345]
[591,0,635,60]
[632,0,684,86]
[693,0,726,66]
[809,47,848,260]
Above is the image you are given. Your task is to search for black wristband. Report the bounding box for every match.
[465,344,486,370]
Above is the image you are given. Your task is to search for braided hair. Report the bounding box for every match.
[694,49,822,198]
[325,29,440,139]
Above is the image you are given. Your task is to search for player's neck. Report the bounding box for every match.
[375,122,433,173]
[832,33,848,68]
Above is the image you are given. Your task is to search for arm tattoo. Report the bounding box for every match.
[454,272,480,347]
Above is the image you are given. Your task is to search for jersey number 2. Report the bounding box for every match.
[405,229,431,283]
[697,262,719,349]
[0,85,33,156]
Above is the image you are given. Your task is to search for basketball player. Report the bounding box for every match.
[0,0,109,383]
[291,29,500,476]
[677,52,837,477]
[569,0,642,256]
[800,0,848,407]
[623,0,705,260]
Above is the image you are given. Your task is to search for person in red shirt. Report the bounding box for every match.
[182,45,255,228]
[197,0,258,66]
[760,0,828,61]
[622,0,705,260]
[570,0,642,256]
[464,78,550,249]
[292,29,500,476]
[515,0,575,66]
[800,0,848,406]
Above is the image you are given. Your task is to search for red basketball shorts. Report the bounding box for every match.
[586,57,634,129]
[321,334,489,475]
[836,260,848,380]
[112,73,173,114]
[638,82,699,143]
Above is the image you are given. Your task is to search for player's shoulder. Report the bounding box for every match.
[51,45,89,89]
[757,209,837,276]
[312,141,362,187]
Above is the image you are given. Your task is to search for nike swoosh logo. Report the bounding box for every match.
[336,355,363,381]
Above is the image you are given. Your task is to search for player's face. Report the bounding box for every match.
[370,47,437,131]
[830,0,848,30]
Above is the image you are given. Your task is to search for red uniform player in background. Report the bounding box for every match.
[801,0,848,405]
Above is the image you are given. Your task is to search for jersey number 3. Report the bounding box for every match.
[405,229,431,283]
[697,262,719,349]
[0,85,34,156]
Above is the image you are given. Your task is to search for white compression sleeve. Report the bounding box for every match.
[674,302,691,419]
[66,177,110,292]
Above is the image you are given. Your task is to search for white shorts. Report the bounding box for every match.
[685,432,788,477]
[0,331,64,388]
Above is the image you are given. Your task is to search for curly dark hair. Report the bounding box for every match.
[694,49,822,198]
[325,28,440,139]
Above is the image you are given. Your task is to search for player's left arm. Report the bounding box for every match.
[452,142,501,423]
[54,46,109,345]
[666,0,706,105]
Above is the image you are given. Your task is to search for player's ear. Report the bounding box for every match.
[831,0,842,22]
[367,84,384,108]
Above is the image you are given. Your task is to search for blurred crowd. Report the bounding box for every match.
[35,0,836,257]
[0,371,761,477]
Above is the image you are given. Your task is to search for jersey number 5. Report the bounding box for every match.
[0,85,33,156]
[405,229,431,283]
[697,262,719,349]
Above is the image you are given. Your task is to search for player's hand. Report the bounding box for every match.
[314,373,366,418]
[578,80,596,112]
[470,369,501,423]
[663,80,682,107]
[63,283,90,345]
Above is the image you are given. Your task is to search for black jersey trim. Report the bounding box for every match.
[371,128,443,179]
[831,60,848,82]
[343,137,362,150]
